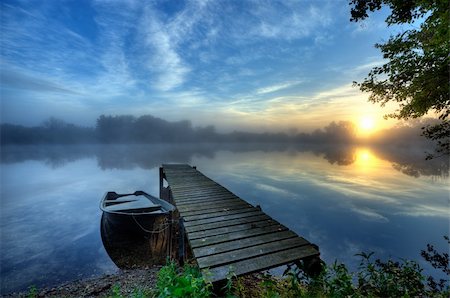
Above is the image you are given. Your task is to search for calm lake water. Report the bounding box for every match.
[1,144,449,294]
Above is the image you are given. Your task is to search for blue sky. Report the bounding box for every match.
[1,0,399,132]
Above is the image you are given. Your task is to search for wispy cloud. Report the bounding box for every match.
[350,206,389,222]
[256,81,302,95]
[142,12,190,91]
[139,1,216,92]
[0,68,79,95]
[249,1,333,40]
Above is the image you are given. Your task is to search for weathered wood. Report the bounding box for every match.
[189,222,286,248]
[197,237,310,269]
[169,180,217,187]
[174,196,241,206]
[185,214,272,233]
[183,207,258,222]
[175,196,241,206]
[202,245,319,282]
[180,201,252,215]
[178,199,250,211]
[171,188,232,198]
[193,230,298,257]
[183,210,264,228]
[174,190,237,199]
[161,164,320,284]
[170,182,218,189]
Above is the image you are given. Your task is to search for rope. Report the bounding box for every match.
[131,216,178,234]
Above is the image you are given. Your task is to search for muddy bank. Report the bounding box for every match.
[3,267,161,298]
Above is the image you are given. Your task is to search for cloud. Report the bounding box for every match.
[249,1,333,40]
[351,60,385,73]
[139,0,215,92]
[0,69,79,95]
[256,81,302,95]
[350,206,389,222]
[142,15,190,91]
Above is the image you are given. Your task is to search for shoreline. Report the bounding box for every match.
[2,267,161,298]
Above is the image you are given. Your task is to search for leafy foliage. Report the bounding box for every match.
[253,237,449,297]
[355,252,426,297]
[421,235,450,293]
[27,285,38,298]
[350,0,449,157]
[155,261,212,298]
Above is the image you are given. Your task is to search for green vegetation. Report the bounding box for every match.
[149,236,448,298]
[349,0,449,158]
[155,261,213,297]
[27,237,449,297]
[27,285,38,298]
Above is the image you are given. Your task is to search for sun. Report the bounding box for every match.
[359,117,375,132]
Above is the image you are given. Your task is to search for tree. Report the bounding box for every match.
[349,0,449,158]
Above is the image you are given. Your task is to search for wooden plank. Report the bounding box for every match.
[177,199,250,211]
[168,178,204,183]
[171,188,232,197]
[183,210,264,227]
[173,190,237,199]
[186,214,271,233]
[174,193,238,202]
[183,207,258,222]
[172,189,237,198]
[180,202,252,216]
[189,223,286,248]
[172,185,228,192]
[196,237,310,269]
[175,196,241,206]
[188,219,278,240]
[193,230,298,258]
[176,200,241,209]
[171,185,231,195]
[202,245,319,282]
[170,185,219,192]
[170,182,218,189]
[169,181,222,188]
[165,170,204,175]
[163,167,194,172]
[174,195,240,205]
[166,172,203,176]
[173,191,233,200]
[165,173,206,179]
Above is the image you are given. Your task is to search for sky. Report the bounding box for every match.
[1,0,402,133]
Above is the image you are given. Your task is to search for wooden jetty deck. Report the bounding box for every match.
[160,164,320,283]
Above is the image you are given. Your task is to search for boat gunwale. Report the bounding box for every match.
[100,191,175,216]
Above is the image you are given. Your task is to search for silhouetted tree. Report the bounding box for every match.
[350,0,449,158]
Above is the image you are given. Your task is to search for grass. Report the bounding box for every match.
[27,237,449,297]
[155,261,213,298]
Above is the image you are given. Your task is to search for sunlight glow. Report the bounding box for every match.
[359,117,375,131]
[355,148,377,170]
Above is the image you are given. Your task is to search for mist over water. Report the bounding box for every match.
[1,143,448,294]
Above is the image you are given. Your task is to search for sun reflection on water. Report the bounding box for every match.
[354,148,378,171]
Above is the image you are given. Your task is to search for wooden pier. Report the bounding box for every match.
[160,164,320,283]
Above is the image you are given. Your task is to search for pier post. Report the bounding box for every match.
[178,217,185,266]
[159,167,164,200]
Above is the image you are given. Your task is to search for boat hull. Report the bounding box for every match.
[99,190,175,236]
[102,210,168,236]
[100,213,171,268]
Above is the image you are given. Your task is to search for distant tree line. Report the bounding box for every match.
[1,117,96,144]
[0,114,434,146]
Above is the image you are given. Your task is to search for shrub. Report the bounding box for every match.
[155,261,212,298]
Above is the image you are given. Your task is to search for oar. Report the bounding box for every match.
[106,191,145,200]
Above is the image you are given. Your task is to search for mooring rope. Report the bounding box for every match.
[131,215,178,234]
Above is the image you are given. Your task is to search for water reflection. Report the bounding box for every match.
[1,143,448,294]
[1,143,448,178]
[100,214,171,269]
